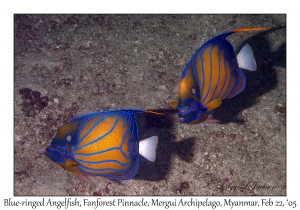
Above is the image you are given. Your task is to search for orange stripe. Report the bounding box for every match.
[226,71,242,99]
[218,57,232,100]
[79,156,130,171]
[213,48,226,99]
[202,45,220,105]
[81,168,121,175]
[76,115,129,154]
[224,63,235,99]
[78,115,106,145]
[179,65,196,100]
[75,133,131,163]
[201,45,212,103]
[195,51,203,97]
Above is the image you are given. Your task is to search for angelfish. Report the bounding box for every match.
[169,28,267,124]
[45,109,162,184]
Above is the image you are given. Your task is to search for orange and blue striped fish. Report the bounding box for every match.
[45,109,161,184]
[170,28,267,124]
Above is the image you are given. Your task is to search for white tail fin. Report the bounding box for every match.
[139,136,158,162]
[236,44,257,71]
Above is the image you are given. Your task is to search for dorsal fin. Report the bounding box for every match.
[231,28,267,33]
[217,27,268,40]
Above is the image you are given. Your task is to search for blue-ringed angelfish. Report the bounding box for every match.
[45,109,162,184]
[169,28,267,124]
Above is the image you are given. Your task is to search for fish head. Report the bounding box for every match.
[45,119,81,165]
[45,142,67,164]
[177,65,208,124]
[177,100,209,124]
[45,140,81,177]
[178,64,198,103]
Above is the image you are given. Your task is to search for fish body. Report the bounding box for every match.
[45,109,160,183]
[170,28,267,124]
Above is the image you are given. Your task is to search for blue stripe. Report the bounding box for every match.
[79,164,132,173]
[78,157,139,180]
[120,116,133,159]
[210,45,221,102]
[73,115,124,152]
[74,157,131,167]
[222,47,235,99]
[69,109,142,180]
[201,43,214,103]
[73,119,135,161]
[215,44,230,100]
[76,115,106,146]
[74,146,121,157]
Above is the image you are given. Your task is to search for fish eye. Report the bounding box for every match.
[66,135,72,142]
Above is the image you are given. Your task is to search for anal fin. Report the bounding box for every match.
[75,172,95,185]
[204,118,220,123]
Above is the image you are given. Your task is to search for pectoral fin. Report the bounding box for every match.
[65,158,80,168]
[169,100,179,109]
[204,118,220,123]
[75,173,95,185]
[206,99,222,112]
[59,159,95,185]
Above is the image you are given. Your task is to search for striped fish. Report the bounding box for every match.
[170,28,267,124]
[45,109,161,184]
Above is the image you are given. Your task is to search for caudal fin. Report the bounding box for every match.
[236,44,257,71]
[139,136,158,162]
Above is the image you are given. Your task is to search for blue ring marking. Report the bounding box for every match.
[73,110,141,179]
[73,115,124,152]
